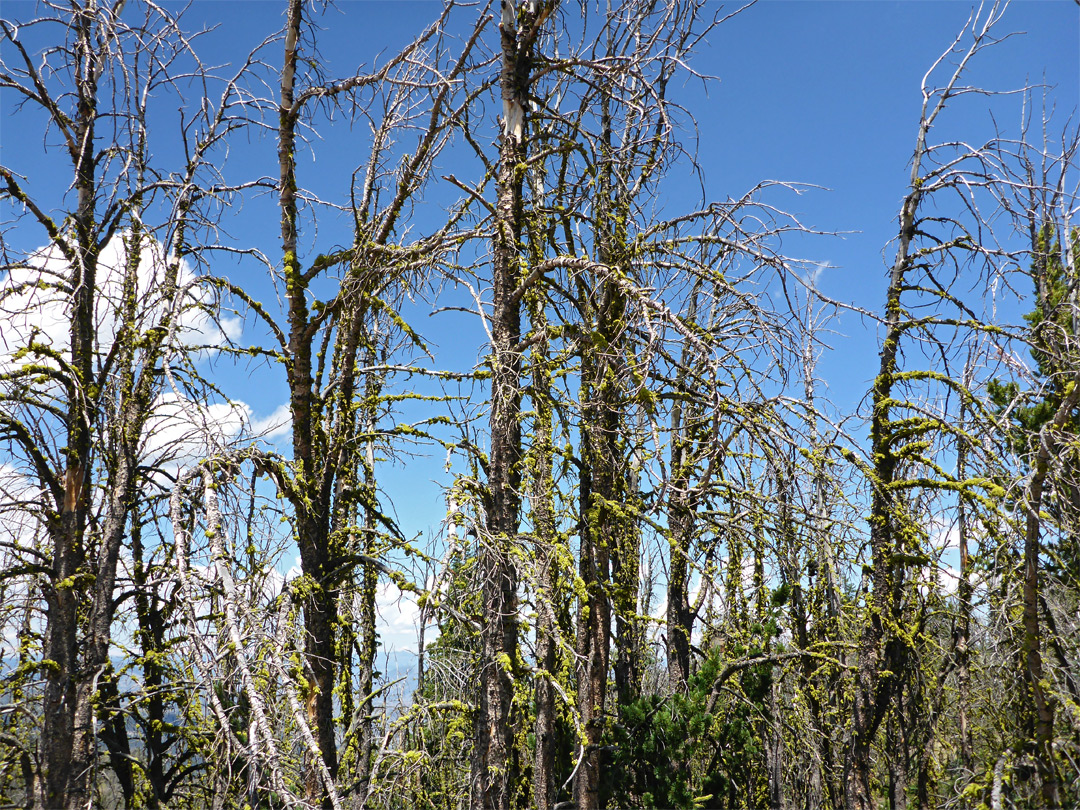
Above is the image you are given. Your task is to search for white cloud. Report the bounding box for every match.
[0,463,42,543]
[0,234,257,648]
[142,393,248,472]
[376,580,431,653]
[141,396,293,479]
[801,260,833,288]
[929,520,961,553]
[916,558,988,601]
[0,464,46,659]
[0,231,253,474]
[284,554,303,583]
[276,554,435,654]
[934,564,964,596]
[0,233,238,376]
[249,403,293,441]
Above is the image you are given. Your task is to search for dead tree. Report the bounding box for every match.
[843,6,1022,807]
[0,3,253,806]
[266,1,481,803]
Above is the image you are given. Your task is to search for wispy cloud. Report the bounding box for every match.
[249,403,293,441]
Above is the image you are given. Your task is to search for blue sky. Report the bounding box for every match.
[693,1,1077,402]
[1,0,1077,591]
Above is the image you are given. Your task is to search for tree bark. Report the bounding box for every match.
[472,4,552,809]
[526,160,563,810]
[278,2,340,800]
[40,6,100,805]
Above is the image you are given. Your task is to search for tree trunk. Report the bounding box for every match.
[1022,452,1060,809]
[846,94,926,810]
[472,5,549,809]
[886,710,908,810]
[527,191,561,810]
[664,289,704,692]
[574,432,610,810]
[278,2,340,800]
[666,487,694,690]
[353,409,381,809]
[40,7,99,806]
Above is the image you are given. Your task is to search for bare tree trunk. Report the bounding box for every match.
[573,303,618,806]
[1022,439,1064,809]
[472,5,554,809]
[526,165,563,810]
[574,90,631,805]
[886,710,908,810]
[845,18,982,801]
[614,426,646,708]
[530,383,562,810]
[846,187,907,808]
[768,678,785,809]
[40,5,101,804]
[1014,216,1080,810]
[278,2,341,799]
[574,440,610,810]
[955,395,975,807]
[352,405,381,809]
[666,468,694,689]
[36,7,188,806]
[664,288,703,692]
